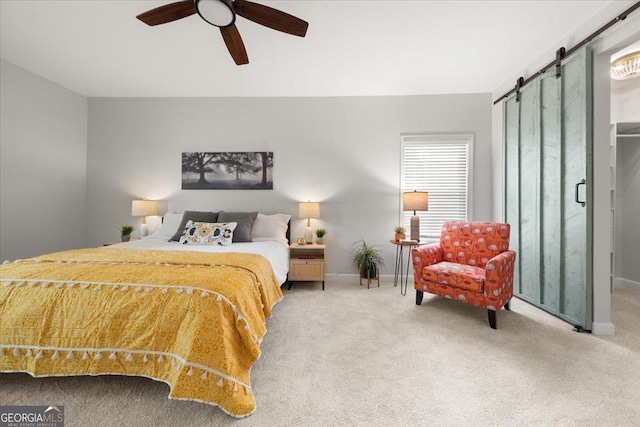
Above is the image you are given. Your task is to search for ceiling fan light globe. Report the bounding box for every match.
[195,0,235,27]
[610,51,640,81]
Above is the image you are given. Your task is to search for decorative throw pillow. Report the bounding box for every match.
[251,213,291,243]
[217,211,258,243]
[147,213,184,241]
[178,221,237,246]
[170,211,218,242]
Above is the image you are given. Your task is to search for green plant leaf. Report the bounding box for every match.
[119,225,136,235]
[350,239,384,275]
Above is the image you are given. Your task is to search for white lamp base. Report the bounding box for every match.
[139,217,148,238]
[410,215,420,241]
[304,227,314,244]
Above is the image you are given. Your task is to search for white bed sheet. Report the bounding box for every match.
[107,238,289,285]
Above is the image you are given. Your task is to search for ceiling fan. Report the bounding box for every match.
[136,0,308,65]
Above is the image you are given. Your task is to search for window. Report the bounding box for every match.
[401,134,472,239]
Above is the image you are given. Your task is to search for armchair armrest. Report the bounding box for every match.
[484,250,516,305]
[411,243,443,285]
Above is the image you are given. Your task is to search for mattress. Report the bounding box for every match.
[110,236,290,285]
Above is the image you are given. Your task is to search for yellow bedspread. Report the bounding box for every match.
[0,248,283,417]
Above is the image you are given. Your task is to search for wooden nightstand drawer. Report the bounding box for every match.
[288,243,326,290]
[289,259,324,281]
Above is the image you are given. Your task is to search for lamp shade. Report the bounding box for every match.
[131,200,159,217]
[298,201,320,219]
[403,191,428,212]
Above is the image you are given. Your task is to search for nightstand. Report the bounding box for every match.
[288,243,326,290]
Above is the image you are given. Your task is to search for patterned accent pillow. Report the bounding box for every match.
[178,221,237,246]
[169,211,218,242]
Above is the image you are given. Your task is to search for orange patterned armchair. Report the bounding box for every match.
[411,221,516,329]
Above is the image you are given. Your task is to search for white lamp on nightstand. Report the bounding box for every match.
[298,201,320,245]
[132,200,159,238]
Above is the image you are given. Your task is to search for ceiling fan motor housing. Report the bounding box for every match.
[137,0,308,65]
[195,0,235,27]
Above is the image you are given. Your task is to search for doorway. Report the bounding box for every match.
[610,40,640,294]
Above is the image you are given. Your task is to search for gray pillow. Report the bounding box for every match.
[169,211,219,242]
[217,211,258,242]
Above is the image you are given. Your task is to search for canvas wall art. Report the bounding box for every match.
[181,152,273,190]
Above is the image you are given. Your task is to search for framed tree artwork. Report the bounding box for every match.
[181,152,273,190]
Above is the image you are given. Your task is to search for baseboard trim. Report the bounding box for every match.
[591,322,616,336]
[613,277,640,290]
[325,273,397,280]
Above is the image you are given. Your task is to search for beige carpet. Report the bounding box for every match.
[2,278,639,426]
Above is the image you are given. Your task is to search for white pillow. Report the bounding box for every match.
[251,213,291,243]
[145,213,184,241]
[179,221,237,246]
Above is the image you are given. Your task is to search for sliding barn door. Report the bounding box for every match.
[503,46,593,331]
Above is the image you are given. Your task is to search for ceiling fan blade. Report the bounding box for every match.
[137,1,197,26]
[220,24,249,65]
[233,0,308,37]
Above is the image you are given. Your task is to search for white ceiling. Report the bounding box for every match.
[0,0,627,97]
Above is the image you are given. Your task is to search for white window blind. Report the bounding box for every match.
[401,135,472,238]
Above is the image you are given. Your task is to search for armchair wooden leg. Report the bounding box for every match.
[416,290,423,305]
[505,300,511,311]
[488,309,497,329]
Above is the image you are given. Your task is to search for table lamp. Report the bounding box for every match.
[298,201,320,244]
[403,191,428,241]
[132,200,159,238]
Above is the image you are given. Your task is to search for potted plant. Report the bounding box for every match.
[394,226,406,241]
[119,225,136,242]
[351,240,385,279]
[315,228,326,244]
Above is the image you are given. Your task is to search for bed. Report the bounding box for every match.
[0,211,289,417]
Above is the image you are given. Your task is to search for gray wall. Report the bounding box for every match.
[87,94,492,275]
[0,59,87,261]
[611,77,640,123]
[616,137,640,287]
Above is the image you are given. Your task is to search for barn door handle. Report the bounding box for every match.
[575,179,586,207]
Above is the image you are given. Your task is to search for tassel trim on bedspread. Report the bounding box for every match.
[0,345,251,396]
